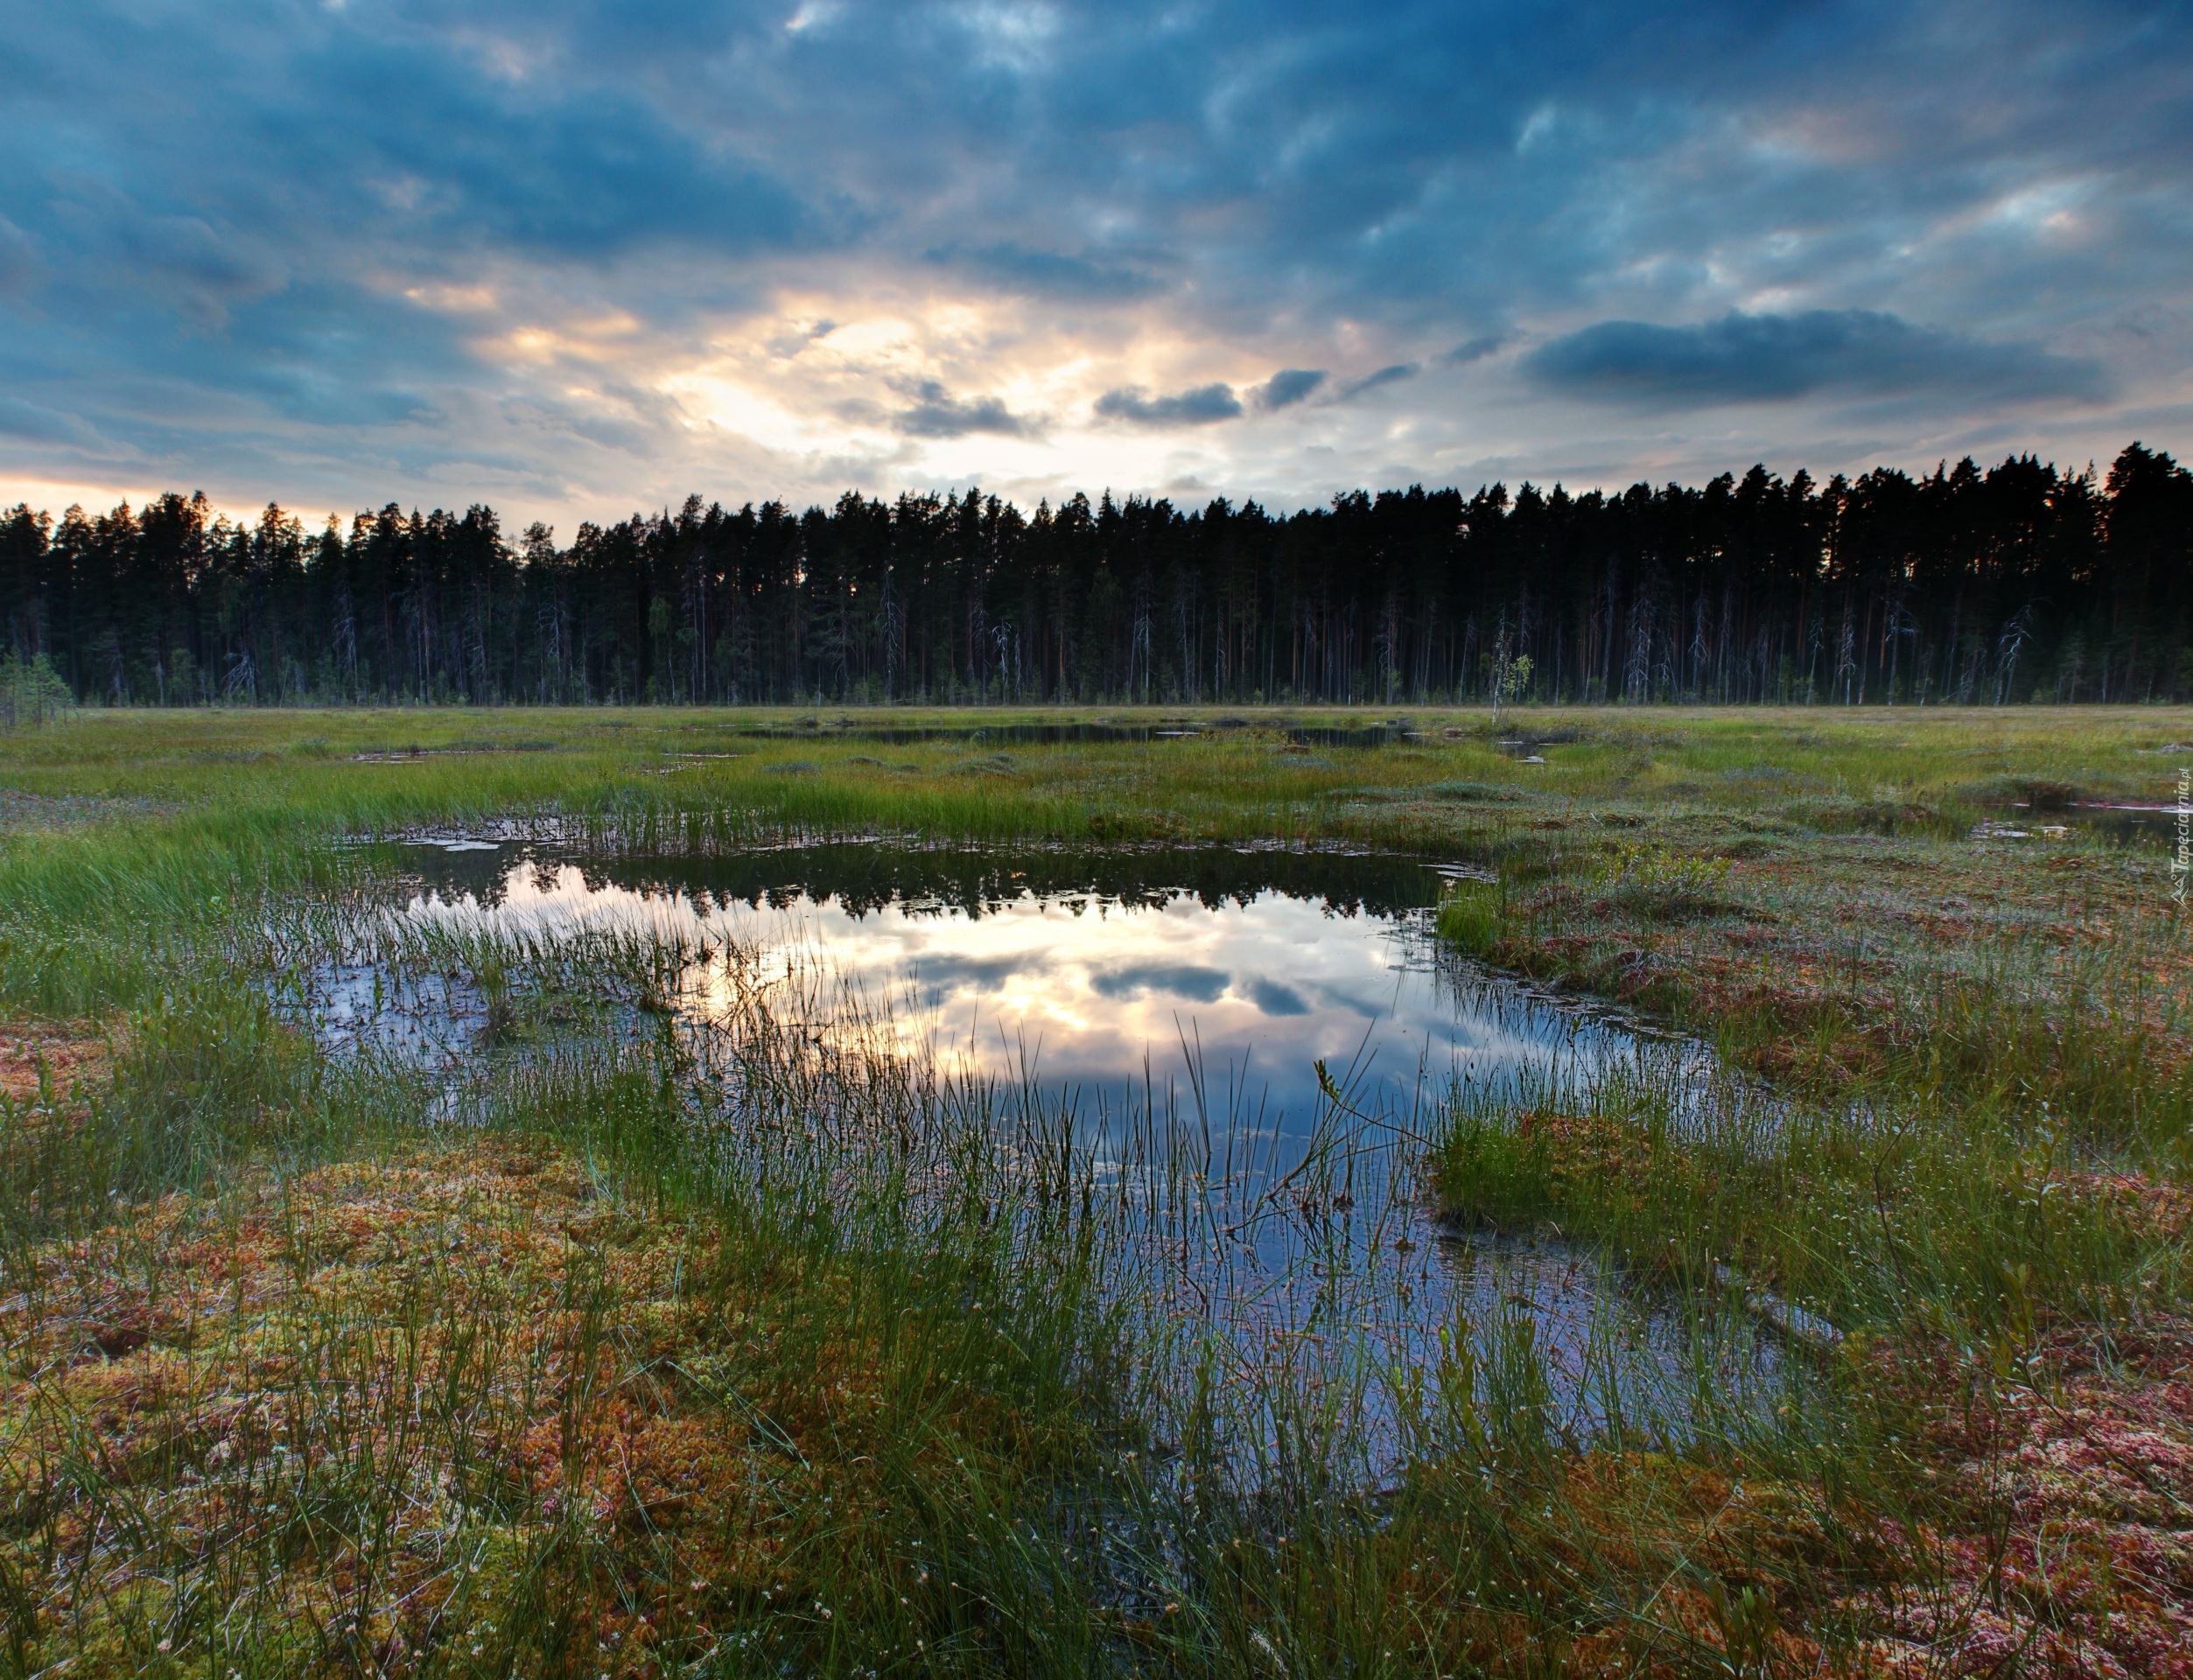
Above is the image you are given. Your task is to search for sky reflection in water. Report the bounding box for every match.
[358,840,1786,1452]
[389,840,1656,1133]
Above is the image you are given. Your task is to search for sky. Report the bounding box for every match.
[0,0,2188,532]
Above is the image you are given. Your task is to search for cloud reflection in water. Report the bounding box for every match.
[389,844,1655,1135]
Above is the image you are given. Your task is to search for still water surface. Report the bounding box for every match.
[366,839,1672,1130]
[312,837,1788,1455]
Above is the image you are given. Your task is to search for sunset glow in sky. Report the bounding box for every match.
[1,1,2187,527]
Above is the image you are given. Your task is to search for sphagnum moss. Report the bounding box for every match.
[0,703,2189,1676]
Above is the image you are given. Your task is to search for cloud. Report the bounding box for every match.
[1253,368,1327,410]
[1094,383,1242,425]
[1443,334,1509,365]
[1089,962,1230,1003]
[0,217,39,297]
[1334,362,1419,400]
[123,215,276,298]
[276,39,812,262]
[894,381,1033,438]
[0,0,2182,520]
[767,318,837,357]
[46,195,288,329]
[0,397,102,448]
[910,954,1027,992]
[1524,310,2110,407]
[1244,977,1310,1016]
[924,242,1160,300]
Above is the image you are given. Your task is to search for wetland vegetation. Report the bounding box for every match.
[1,704,2189,1676]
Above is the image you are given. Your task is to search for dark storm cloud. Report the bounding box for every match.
[894,381,1033,438]
[1526,311,2111,407]
[1095,384,1243,425]
[1254,369,1328,410]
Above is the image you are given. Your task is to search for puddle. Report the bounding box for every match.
[1285,724,1418,748]
[1982,802,2188,844]
[298,838,1791,1460]
[2062,802,2189,845]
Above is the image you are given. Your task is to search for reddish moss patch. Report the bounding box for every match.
[1796,1320,2193,1676]
[0,1138,1084,1675]
[0,1018,109,1105]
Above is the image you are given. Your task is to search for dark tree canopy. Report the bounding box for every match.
[3,445,2188,708]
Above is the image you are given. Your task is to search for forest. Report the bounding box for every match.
[1,443,2188,709]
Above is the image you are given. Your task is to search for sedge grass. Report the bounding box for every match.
[1,909,1818,1677]
[0,704,2189,1673]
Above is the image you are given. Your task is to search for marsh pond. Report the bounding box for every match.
[297,836,1794,1460]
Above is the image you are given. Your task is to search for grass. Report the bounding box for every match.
[0,703,2189,1675]
[1433,818,2190,1138]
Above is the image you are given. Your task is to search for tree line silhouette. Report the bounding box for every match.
[2,443,2187,709]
